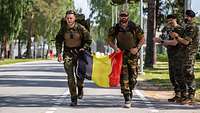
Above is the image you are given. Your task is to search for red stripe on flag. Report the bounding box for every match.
[109,51,123,87]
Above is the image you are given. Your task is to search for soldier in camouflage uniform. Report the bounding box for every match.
[173,10,199,104]
[154,14,186,103]
[107,10,145,108]
[55,10,91,106]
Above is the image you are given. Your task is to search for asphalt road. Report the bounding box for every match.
[0,60,199,113]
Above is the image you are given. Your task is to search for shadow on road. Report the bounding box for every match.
[0,95,61,107]
[0,93,199,110]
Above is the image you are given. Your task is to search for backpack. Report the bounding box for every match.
[76,13,90,31]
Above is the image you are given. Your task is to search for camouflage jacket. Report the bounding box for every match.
[107,21,144,51]
[161,24,184,57]
[55,22,91,55]
[183,21,199,59]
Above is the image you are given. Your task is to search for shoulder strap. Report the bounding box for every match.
[128,21,137,35]
[114,23,120,35]
[76,23,85,37]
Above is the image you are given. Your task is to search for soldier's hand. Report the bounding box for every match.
[169,32,178,39]
[79,48,85,52]
[153,37,162,43]
[57,54,63,62]
[130,47,138,55]
[162,42,168,47]
[114,48,120,53]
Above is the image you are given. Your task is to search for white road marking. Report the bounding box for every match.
[49,108,57,111]
[135,89,159,113]
[0,78,66,82]
[45,88,158,113]
[45,89,69,113]
[45,111,55,113]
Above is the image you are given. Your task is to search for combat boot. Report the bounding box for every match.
[123,94,131,108]
[177,92,188,104]
[188,93,195,99]
[181,93,195,105]
[78,87,83,99]
[168,92,181,102]
[70,96,77,106]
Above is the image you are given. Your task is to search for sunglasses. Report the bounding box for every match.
[120,14,128,17]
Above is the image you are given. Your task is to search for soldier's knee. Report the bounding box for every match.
[130,78,137,87]
[121,80,129,90]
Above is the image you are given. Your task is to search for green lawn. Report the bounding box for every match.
[0,58,44,65]
[140,61,200,101]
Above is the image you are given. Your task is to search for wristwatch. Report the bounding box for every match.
[161,40,164,44]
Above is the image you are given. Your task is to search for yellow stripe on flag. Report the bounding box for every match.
[92,55,112,87]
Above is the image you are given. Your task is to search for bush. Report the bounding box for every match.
[157,54,168,62]
[196,50,200,59]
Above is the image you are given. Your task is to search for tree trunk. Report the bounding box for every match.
[1,33,9,59]
[144,0,156,68]
[26,14,33,58]
[26,37,32,58]
[45,43,50,59]
[42,39,46,59]
[9,39,16,59]
[0,38,3,59]
[18,38,22,58]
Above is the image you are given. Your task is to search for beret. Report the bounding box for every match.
[186,10,195,17]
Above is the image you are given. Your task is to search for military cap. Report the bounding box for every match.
[166,14,176,19]
[186,10,195,18]
[119,10,129,17]
[66,10,76,15]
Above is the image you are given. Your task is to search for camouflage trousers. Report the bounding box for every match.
[63,50,84,98]
[183,56,196,97]
[120,52,138,96]
[168,54,186,96]
[168,55,181,94]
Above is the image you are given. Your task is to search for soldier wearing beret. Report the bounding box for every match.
[154,14,185,103]
[170,10,199,104]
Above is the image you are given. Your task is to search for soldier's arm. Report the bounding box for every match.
[136,26,145,50]
[175,36,190,45]
[177,25,197,45]
[162,39,178,46]
[129,26,145,55]
[107,36,119,51]
[106,27,118,51]
[171,26,193,46]
[82,26,92,50]
[55,28,64,56]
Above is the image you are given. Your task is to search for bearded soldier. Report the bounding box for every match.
[107,10,145,108]
[154,15,185,103]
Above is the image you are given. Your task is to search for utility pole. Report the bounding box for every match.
[185,0,191,11]
[139,0,144,75]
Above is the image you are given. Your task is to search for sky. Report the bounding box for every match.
[74,0,200,18]
[191,0,200,15]
[74,0,91,18]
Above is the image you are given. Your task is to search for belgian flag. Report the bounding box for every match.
[77,51,123,87]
